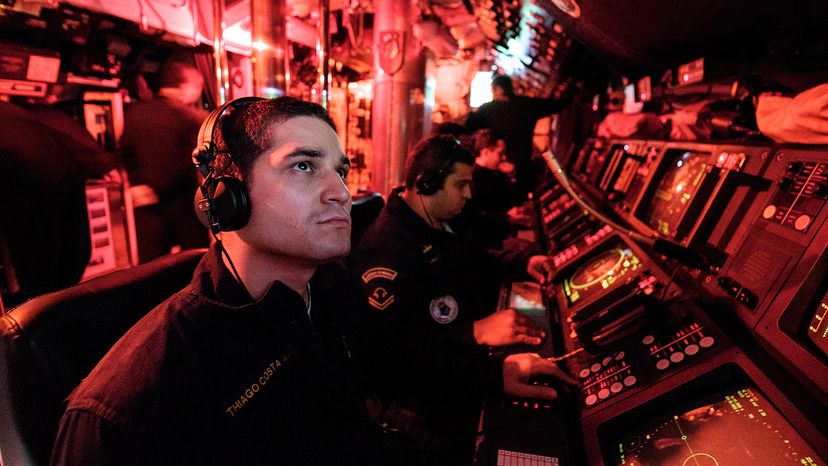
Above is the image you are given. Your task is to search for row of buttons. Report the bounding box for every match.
[579,351,638,406]
[497,449,558,466]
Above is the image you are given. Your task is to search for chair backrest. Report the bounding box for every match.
[0,249,206,466]
[351,191,385,245]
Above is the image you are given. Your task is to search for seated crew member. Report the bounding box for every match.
[51,97,382,465]
[455,128,530,249]
[350,135,575,465]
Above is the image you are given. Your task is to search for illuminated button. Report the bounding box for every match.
[670,352,685,363]
[579,368,591,379]
[602,356,612,366]
[684,344,699,355]
[585,394,598,406]
[642,335,655,345]
[762,205,776,219]
[656,359,670,370]
[615,351,625,360]
[699,336,715,348]
[623,375,637,387]
[795,215,811,231]
[737,289,758,309]
[591,363,602,373]
[598,388,610,399]
[611,382,624,393]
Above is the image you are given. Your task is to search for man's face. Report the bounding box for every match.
[491,85,506,101]
[240,116,351,265]
[179,68,205,105]
[477,139,506,169]
[428,162,473,222]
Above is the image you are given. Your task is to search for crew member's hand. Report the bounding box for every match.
[103,168,123,185]
[498,160,516,176]
[502,353,577,400]
[527,255,556,284]
[473,309,545,346]
[507,206,533,228]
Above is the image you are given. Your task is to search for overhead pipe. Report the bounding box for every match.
[371,0,427,194]
[212,0,230,104]
[250,0,289,98]
[317,0,331,108]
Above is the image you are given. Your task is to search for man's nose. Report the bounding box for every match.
[324,170,350,204]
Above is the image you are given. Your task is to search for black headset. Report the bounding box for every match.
[414,137,463,195]
[192,96,265,234]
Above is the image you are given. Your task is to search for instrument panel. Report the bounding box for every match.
[477,139,828,465]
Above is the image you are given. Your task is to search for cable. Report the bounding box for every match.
[659,265,680,304]
[211,231,256,305]
[542,151,715,271]
[542,151,654,247]
[419,193,438,229]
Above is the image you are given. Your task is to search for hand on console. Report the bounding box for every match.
[474,309,546,346]
[502,353,577,400]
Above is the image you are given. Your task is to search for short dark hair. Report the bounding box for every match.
[472,128,502,154]
[157,61,201,89]
[214,97,336,182]
[430,122,470,137]
[404,134,474,190]
[491,74,513,96]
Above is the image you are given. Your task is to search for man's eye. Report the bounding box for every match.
[295,161,313,172]
[337,168,349,180]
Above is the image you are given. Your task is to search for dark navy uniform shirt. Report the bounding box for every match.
[51,244,379,465]
[350,189,531,460]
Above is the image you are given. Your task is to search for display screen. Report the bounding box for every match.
[508,281,546,313]
[638,150,709,238]
[612,386,824,465]
[562,240,641,306]
[806,289,828,358]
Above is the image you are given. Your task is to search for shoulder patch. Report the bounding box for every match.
[368,287,395,311]
[361,267,398,283]
[429,295,459,324]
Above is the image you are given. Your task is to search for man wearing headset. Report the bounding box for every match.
[51,97,381,465]
[350,135,576,464]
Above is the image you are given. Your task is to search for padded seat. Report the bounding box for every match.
[0,249,206,465]
[351,191,385,244]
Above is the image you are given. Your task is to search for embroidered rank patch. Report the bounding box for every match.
[361,267,398,283]
[368,286,395,310]
[429,295,459,324]
[421,243,440,265]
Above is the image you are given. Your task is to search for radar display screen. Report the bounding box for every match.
[807,289,828,358]
[562,241,641,306]
[638,150,709,238]
[613,386,824,465]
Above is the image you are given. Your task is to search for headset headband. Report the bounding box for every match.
[191,96,265,177]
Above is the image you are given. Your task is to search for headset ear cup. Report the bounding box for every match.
[211,176,251,232]
[416,174,436,195]
[194,176,251,233]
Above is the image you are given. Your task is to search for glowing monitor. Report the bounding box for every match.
[637,149,710,238]
[807,289,828,358]
[562,240,642,307]
[612,386,824,465]
[470,71,493,108]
